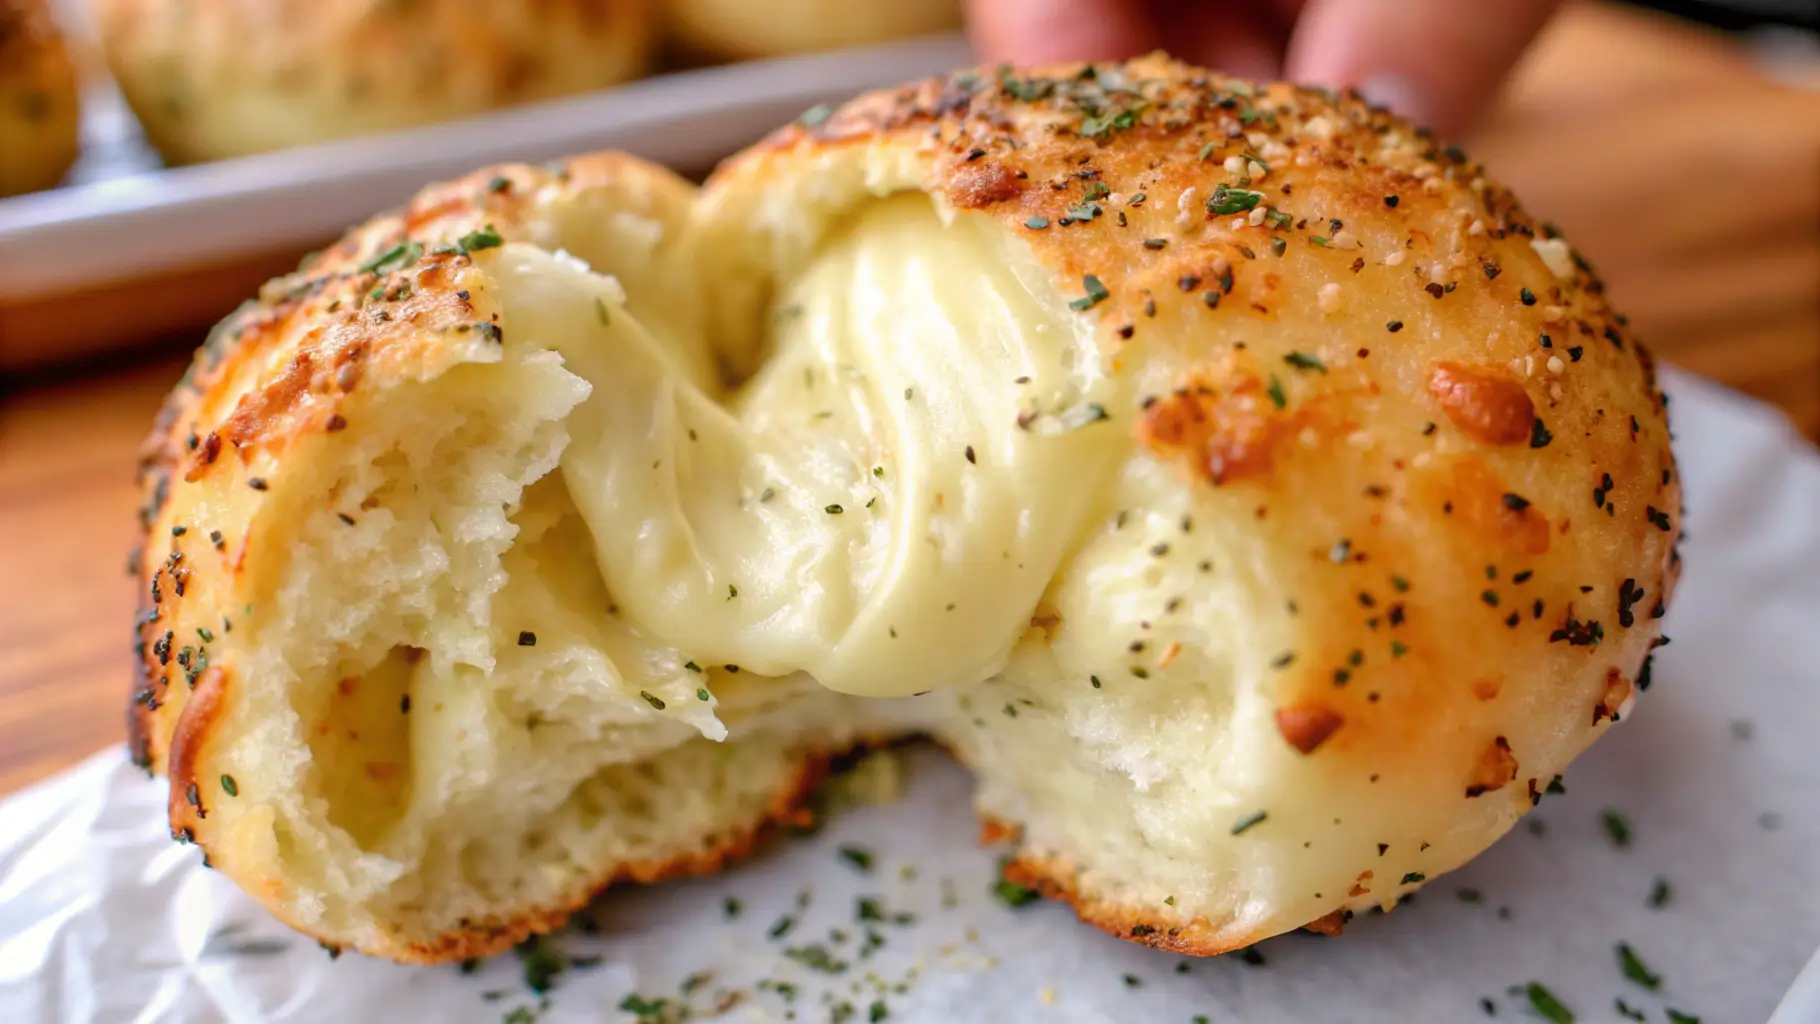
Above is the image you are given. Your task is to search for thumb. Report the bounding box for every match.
[1285,0,1565,137]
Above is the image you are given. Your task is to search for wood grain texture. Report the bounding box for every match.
[0,249,306,371]
[1475,2,1820,438]
[0,353,184,794]
[1,0,1816,795]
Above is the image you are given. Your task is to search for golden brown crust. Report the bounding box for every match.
[1135,377,1299,486]
[982,805,1361,954]
[381,750,833,964]
[170,745,835,965]
[1274,702,1346,756]
[727,55,1659,391]
[207,750,834,965]
[999,848,1362,956]
[128,154,689,775]
[128,206,506,778]
[163,665,227,843]
[1003,852,1219,954]
[93,0,655,165]
[1429,361,1538,446]
[1464,736,1519,798]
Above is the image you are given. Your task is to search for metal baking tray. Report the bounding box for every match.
[0,30,974,368]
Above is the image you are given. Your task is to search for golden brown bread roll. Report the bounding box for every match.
[130,55,1679,963]
[663,0,961,61]
[92,0,656,165]
[0,0,81,196]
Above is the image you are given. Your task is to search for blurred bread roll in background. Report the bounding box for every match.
[664,0,961,60]
[0,0,82,196]
[91,0,657,166]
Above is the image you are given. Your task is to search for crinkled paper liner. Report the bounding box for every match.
[4,371,1817,1023]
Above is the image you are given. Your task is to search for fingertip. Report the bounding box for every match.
[965,0,1158,65]
[1286,0,1565,136]
[1173,3,1285,82]
[1353,75,1435,132]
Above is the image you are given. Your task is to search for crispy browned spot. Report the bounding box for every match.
[1428,362,1535,446]
[996,853,1233,956]
[1593,667,1632,725]
[1275,703,1345,755]
[1303,908,1350,936]
[1443,456,1552,556]
[407,191,484,229]
[1498,502,1550,555]
[979,817,1021,846]
[1348,870,1374,898]
[183,432,223,482]
[218,351,320,453]
[166,666,228,836]
[1464,735,1519,797]
[996,842,1366,956]
[202,333,372,473]
[1137,379,1288,486]
[1471,678,1502,701]
[945,161,1022,209]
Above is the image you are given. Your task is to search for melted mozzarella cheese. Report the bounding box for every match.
[490,193,1130,697]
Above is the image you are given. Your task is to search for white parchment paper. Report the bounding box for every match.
[3,370,1817,1024]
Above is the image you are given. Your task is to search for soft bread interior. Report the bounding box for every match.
[220,325,862,944]
[203,188,1374,953]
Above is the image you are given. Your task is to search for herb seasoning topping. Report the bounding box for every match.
[1069,274,1111,311]
[1230,810,1268,835]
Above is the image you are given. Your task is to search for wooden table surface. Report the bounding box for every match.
[2,1,1817,796]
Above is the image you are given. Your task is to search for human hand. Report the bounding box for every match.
[966,0,1566,137]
